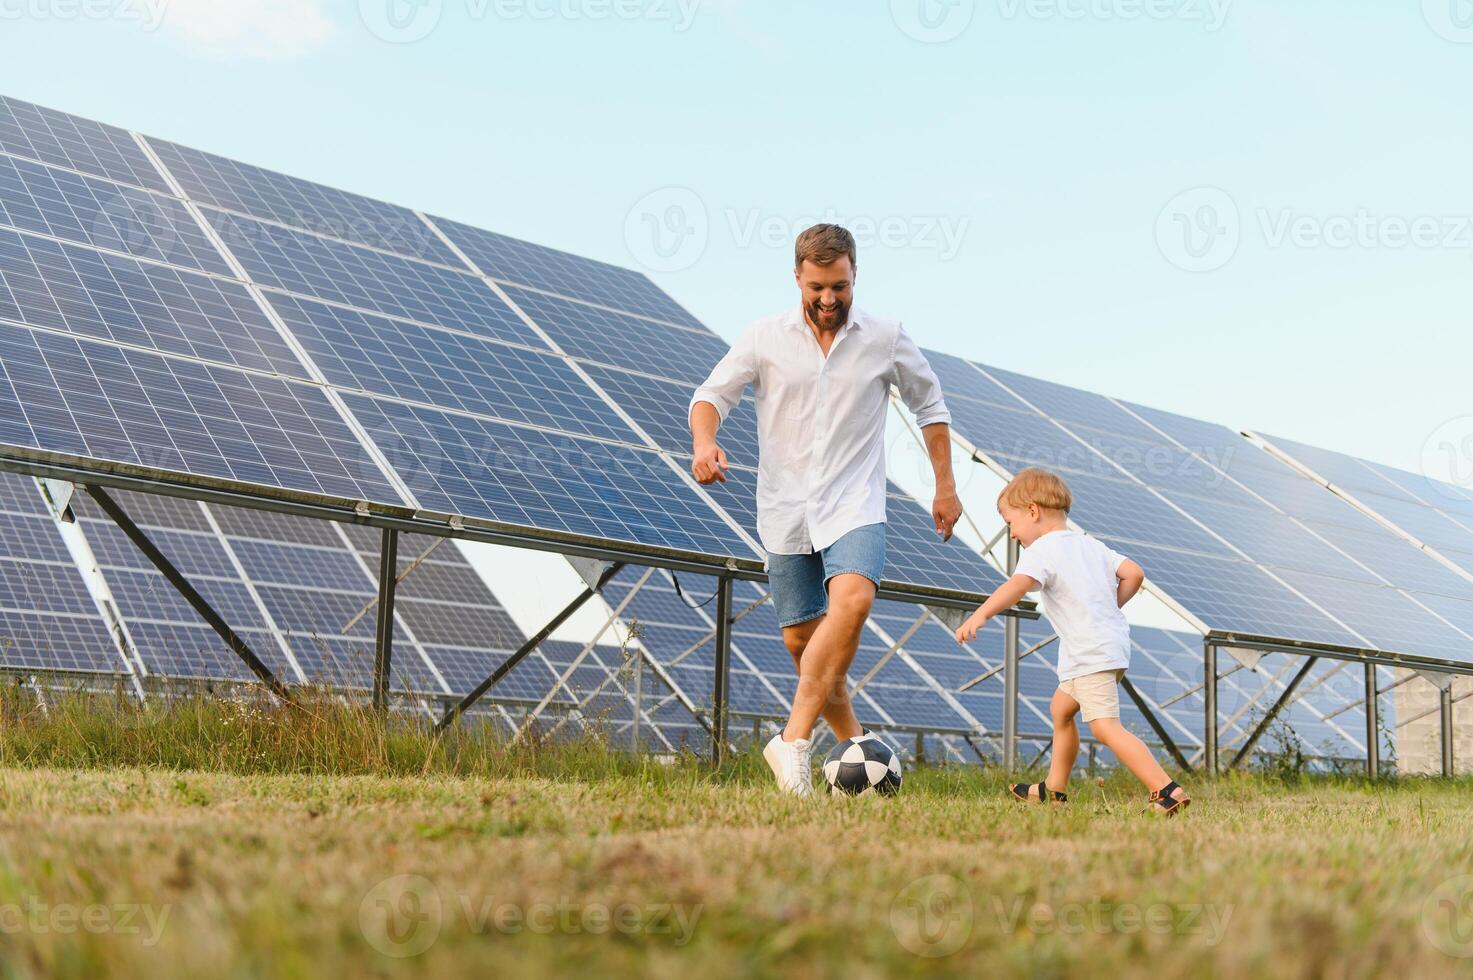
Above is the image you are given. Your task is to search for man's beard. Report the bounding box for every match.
[805,298,849,330]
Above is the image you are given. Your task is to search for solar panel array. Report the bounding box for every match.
[0,95,1456,770]
[926,350,1473,668]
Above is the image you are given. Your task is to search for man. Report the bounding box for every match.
[688,224,962,795]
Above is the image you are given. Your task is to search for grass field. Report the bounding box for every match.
[1,690,1471,979]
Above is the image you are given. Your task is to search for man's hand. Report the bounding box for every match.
[933,490,962,542]
[954,609,989,645]
[692,442,729,484]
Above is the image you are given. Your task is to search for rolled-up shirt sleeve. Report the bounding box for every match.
[689,327,757,424]
[890,324,951,428]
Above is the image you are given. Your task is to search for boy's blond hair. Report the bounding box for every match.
[998,467,1073,513]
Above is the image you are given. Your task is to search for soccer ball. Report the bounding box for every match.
[822,733,902,796]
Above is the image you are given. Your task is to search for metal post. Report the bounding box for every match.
[1203,640,1218,777]
[915,730,925,765]
[435,562,623,732]
[710,575,733,767]
[1228,656,1317,771]
[84,485,294,703]
[1364,663,1379,779]
[372,528,398,713]
[1003,535,1021,774]
[1441,679,1455,778]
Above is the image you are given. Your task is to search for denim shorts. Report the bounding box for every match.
[766,523,887,628]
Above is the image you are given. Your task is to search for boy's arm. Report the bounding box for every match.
[1116,559,1145,608]
[954,573,1037,643]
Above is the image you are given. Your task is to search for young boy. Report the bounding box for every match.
[954,467,1191,815]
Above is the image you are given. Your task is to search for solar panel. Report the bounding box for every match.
[144,137,464,268]
[264,292,639,444]
[206,209,536,346]
[343,393,752,557]
[499,284,727,382]
[0,154,232,275]
[0,471,128,674]
[1258,432,1473,579]
[432,217,703,329]
[0,322,403,505]
[0,96,168,193]
[0,227,302,375]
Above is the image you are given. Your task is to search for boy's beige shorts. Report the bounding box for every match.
[1057,668,1126,722]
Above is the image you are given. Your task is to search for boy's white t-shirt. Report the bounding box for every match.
[1013,529,1132,681]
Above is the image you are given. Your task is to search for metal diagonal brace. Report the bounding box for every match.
[957,634,1059,692]
[1119,675,1193,773]
[433,561,625,733]
[84,485,295,704]
[1227,656,1318,771]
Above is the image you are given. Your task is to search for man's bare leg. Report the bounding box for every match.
[782,615,863,741]
[782,573,874,742]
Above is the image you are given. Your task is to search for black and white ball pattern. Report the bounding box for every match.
[823,734,902,796]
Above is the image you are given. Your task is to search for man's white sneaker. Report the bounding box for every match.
[762,733,814,796]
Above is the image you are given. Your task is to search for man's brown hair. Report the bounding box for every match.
[998,467,1073,513]
[794,223,857,270]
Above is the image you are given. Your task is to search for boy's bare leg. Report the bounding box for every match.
[782,616,863,741]
[1087,717,1172,792]
[782,574,873,742]
[1047,688,1081,793]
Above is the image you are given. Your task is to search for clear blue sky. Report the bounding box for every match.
[4,1,1470,476]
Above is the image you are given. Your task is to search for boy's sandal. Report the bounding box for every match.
[1009,782,1067,805]
[1148,780,1191,816]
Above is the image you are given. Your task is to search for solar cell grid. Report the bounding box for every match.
[344,393,754,558]
[146,137,464,268]
[265,292,638,444]
[0,323,403,505]
[0,227,303,375]
[207,210,535,346]
[0,155,232,275]
[432,217,703,328]
[0,609,125,673]
[501,283,728,383]
[0,97,168,193]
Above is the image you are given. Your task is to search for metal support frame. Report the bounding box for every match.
[372,528,398,713]
[1003,535,1020,773]
[710,575,734,767]
[1203,641,1218,776]
[84,485,294,703]
[1441,681,1456,778]
[433,562,624,732]
[1119,676,1192,772]
[1364,662,1380,778]
[1228,656,1318,771]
